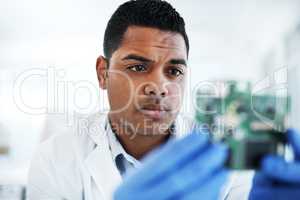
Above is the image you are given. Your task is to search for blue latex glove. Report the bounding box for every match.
[250,128,300,200]
[114,129,229,200]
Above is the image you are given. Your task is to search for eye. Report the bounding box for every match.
[168,67,184,77]
[127,64,148,72]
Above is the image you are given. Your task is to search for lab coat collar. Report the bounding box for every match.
[105,118,141,169]
[83,112,122,199]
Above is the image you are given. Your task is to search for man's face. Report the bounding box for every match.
[101,26,187,136]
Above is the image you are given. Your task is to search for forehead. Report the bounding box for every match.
[111,26,187,61]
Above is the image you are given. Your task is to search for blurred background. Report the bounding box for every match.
[0,0,300,199]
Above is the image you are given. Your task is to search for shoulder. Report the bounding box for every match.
[27,112,109,199]
[36,112,108,164]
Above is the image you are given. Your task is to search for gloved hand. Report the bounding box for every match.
[249,128,300,200]
[114,129,229,200]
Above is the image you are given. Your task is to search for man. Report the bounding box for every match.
[27,0,300,200]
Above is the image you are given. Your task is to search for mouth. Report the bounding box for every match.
[139,105,170,120]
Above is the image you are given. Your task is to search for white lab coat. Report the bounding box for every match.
[27,113,253,200]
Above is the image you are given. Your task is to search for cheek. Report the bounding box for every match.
[107,73,134,110]
[157,83,185,114]
[167,83,185,102]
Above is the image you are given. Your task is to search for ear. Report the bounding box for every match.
[96,56,108,89]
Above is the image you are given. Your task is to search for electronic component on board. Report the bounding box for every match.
[195,81,290,169]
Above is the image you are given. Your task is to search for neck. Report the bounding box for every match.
[108,114,173,160]
[117,132,170,160]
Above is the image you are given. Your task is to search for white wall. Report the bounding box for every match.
[0,0,299,169]
[286,27,300,130]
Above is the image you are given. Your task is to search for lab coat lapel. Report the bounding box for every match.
[84,113,122,199]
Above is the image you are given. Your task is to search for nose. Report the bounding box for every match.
[144,81,169,97]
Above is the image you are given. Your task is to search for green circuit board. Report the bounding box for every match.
[195,81,290,169]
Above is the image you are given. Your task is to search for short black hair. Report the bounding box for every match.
[103,0,189,59]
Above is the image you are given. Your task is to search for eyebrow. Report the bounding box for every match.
[122,54,153,63]
[169,59,187,67]
[122,54,187,67]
